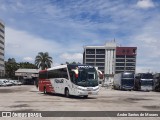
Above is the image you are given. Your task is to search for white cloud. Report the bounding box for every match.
[60,53,83,63]
[23,57,34,62]
[2,0,160,73]
[5,27,84,64]
[5,27,63,62]
[136,66,152,73]
[128,15,160,73]
[137,0,155,9]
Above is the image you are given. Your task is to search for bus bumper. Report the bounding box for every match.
[77,87,99,96]
[141,86,153,91]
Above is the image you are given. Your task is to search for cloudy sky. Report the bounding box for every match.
[0,0,160,73]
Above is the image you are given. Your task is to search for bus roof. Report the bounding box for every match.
[39,64,95,72]
[47,64,68,71]
[67,64,94,70]
[47,64,95,71]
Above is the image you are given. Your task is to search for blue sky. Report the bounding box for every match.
[0,0,160,73]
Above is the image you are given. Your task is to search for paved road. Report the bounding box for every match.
[0,85,160,120]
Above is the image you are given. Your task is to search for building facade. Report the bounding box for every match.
[83,42,137,76]
[115,47,137,74]
[83,42,116,75]
[0,20,5,77]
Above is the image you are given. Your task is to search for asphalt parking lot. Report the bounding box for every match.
[0,85,160,120]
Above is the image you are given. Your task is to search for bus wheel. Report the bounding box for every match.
[83,95,88,99]
[44,87,47,94]
[65,88,70,98]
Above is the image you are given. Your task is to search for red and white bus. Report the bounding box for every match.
[38,64,100,98]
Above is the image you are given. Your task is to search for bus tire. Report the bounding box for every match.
[65,88,70,98]
[83,95,88,98]
[44,87,47,94]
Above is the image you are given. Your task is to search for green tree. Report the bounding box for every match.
[18,62,37,69]
[5,58,18,79]
[35,52,53,70]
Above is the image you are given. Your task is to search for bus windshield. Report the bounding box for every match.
[122,73,134,79]
[141,74,153,79]
[68,65,99,87]
[121,79,134,86]
[141,80,153,86]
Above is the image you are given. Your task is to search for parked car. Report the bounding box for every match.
[9,80,22,86]
[0,80,6,87]
[0,79,13,86]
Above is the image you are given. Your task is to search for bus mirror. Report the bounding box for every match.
[72,68,79,78]
[97,70,103,79]
[99,74,104,79]
[75,73,78,78]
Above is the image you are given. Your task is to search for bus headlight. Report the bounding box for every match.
[78,87,86,91]
[94,87,99,91]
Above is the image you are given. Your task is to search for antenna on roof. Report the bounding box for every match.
[114,38,115,42]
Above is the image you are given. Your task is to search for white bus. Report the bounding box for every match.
[38,64,100,98]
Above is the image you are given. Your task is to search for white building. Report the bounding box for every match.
[15,69,39,79]
[83,41,116,82]
[83,41,116,75]
[15,69,39,85]
[0,19,5,77]
[83,41,137,83]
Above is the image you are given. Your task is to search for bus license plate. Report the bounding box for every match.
[88,92,92,94]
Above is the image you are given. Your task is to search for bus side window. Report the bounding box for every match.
[58,68,68,79]
[70,71,76,83]
[39,72,47,79]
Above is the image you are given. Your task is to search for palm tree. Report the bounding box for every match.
[35,52,53,70]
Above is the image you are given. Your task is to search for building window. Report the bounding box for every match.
[86,49,95,54]
[0,64,4,67]
[126,63,135,66]
[126,67,135,70]
[116,67,125,70]
[0,34,4,39]
[0,29,4,33]
[86,59,95,62]
[86,63,94,66]
[116,63,125,66]
[126,55,135,58]
[96,63,104,66]
[96,49,105,54]
[0,41,4,45]
[126,59,135,62]
[0,23,4,28]
[116,59,125,62]
[116,55,125,58]
[0,52,4,56]
[133,49,136,54]
[86,55,95,58]
[0,46,4,50]
[96,59,105,62]
[96,55,105,58]
[0,58,4,61]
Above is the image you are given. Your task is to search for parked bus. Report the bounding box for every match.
[134,73,153,91]
[153,73,160,92]
[38,64,99,98]
[113,72,135,90]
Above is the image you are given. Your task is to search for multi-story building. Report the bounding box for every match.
[115,47,137,74]
[83,42,116,75]
[0,20,5,77]
[83,41,137,81]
